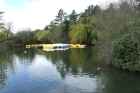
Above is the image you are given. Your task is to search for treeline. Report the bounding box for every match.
[1,0,140,71]
[0,0,138,45]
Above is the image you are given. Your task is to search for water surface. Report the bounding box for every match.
[0,48,140,93]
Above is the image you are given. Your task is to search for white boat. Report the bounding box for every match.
[43,43,70,49]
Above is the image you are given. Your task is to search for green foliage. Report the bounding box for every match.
[69,23,86,43]
[81,5,95,17]
[0,31,7,41]
[93,5,102,16]
[14,31,34,45]
[34,30,49,43]
[69,10,78,24]
[69,16,97,45]
[48,24,67,43]
[112,32,140,71]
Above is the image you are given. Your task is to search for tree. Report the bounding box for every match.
[106,3,116,16]
[14,30,34,45]
[62,18,70,42]
[69,10,78,24]
[0,12,10,42]
[34,30,50,43]
[0,12,5,31]
[44,25,49,30]
[119,1,130,13]
[135,0,140,10]
[54,9,65,24]
[112,32,140,71]
[81,5,95,17]
[5,22,13,39]
[93,5,101,16]
[69,16,97,45]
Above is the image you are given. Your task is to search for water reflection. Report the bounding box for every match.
[64,75,97,93]
[44,48,100,77]
[29,55,61,80]
[0,48,139,93]
[0,48,13,90]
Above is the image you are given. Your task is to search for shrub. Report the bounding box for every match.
[112,32,140,71]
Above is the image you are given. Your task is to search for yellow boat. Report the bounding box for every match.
[70,44,86,48]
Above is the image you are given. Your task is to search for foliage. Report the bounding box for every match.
[34,30,50,43]
[13,31,34,45]
[47,23,68,43]
[112,32,140,71]
[69,10,78,24]
[69,16,97,45]
[69,22,97,44]
[0,31,7,41]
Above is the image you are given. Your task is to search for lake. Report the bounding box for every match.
[0,48,140,93]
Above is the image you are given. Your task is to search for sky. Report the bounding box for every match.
[0,0,119,32]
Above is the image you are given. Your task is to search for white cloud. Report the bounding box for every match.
[1,0,119,32]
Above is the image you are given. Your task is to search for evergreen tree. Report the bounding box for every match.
[55,9,65,24]
[93,5,101,16]
[69,10,78,24]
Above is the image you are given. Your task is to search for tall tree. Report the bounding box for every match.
[81,5,95,17]
[55,9,65,24]
[69,10,78,24]
[93,5,101,16]
[119,1,130,13]
[0,12,5,31]
[136,0,140,10]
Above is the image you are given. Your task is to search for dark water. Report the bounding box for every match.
[0,48,140,93]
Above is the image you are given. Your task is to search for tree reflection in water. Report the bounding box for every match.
[43,48,101,78]
[0,47,139,93]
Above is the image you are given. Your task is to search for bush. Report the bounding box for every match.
[35,31,49,43]
[112,32,140,71]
